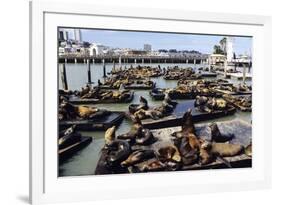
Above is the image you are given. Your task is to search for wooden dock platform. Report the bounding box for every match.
[59,111,125,131]
[94,120,251,175]
[141,100,236,129]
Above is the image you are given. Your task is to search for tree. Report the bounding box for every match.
[213,45,224,54]
[219,37,227,54]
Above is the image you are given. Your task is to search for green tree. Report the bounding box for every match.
[219,37,227,54]
[213,45,224,54]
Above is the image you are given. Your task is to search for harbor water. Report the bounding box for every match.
[58,63,252,177]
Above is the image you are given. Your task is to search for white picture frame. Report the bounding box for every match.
[30,0,272,204]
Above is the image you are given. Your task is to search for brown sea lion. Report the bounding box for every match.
[157,145,181,163]
[104,126,116,146]
[140,160,166,172]
[211,143,243,157]
[181,109,196,135]
[121,150,155,167]
[209,123,234,142]
[177,136,199,165]
[199,140,214,165]
[245,141,252,157]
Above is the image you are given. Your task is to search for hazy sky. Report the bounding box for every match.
[65,28,252,55]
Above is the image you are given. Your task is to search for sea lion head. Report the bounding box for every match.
[200,140,212,150]
[139,96,148,105]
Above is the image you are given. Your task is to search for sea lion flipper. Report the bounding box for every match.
[216,156,232,168]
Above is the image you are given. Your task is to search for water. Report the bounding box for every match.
[58,63,252,177]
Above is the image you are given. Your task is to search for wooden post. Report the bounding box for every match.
[112,61,116,72]
[242,63,246,84]
[103,59,106,78]
[74,58,77,63]
[60,63,68,90]
[142,59,144,64]
[87,59,92,84]
[135,59,137,65]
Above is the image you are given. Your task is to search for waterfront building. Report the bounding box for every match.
[89,43,108,56]
[144,44,152,52]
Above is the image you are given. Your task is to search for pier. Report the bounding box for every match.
[58,54,209,64]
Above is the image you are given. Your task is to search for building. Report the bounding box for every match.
[126,50,147,56]
[208,54,226,65]
[58,29,69,41]
[226,37,234,62]
[89,43,107,56]
[143,44,152,52]
[74,29,82,43]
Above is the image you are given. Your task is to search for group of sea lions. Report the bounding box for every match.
[164,66,201,80]
[101,109,251,173]
[58,97,110,120]
[171,109,250,167]
[77,84,132,101]
[129,95,177,120]
[222,94,252,111]
[110,65,163,78]
[102,117,159,171]
[194,96,228,113]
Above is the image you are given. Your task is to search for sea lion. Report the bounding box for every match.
[117,116,142,144]
[181,109,196,135]
[59,125,76,138]
[211,142,243,157]
[199,140,214,165]
[139,160,166,172]
[135,128,156,145]
[106,140,131,167]
[177,136,199,165]
[120,150,155,167]
[157,145,181,163]
[245,141,252,157]
[104,126,116,146]
[209,123,234,142]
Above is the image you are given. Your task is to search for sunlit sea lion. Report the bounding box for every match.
[121,150,155,167]
[104,126,116,146]
[209,123,234,142]
[245,141,252,157]
[211,143,243,157]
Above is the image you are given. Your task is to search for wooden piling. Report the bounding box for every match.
[87,59,92,84]
[60,63,68,90]
[103,59,106,78]
[242,64,246,84]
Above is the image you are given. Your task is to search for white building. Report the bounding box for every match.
[226,37,234,62]
[74,29,82,43]
[89,43,107,56]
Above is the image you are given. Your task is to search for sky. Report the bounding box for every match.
[64,28,252,55]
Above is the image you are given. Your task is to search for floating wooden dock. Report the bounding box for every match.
[68,92,134,104]
[94,120,251,175]
[59,111,125,131]
[140,100,236,129]
[59,136,93,163]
